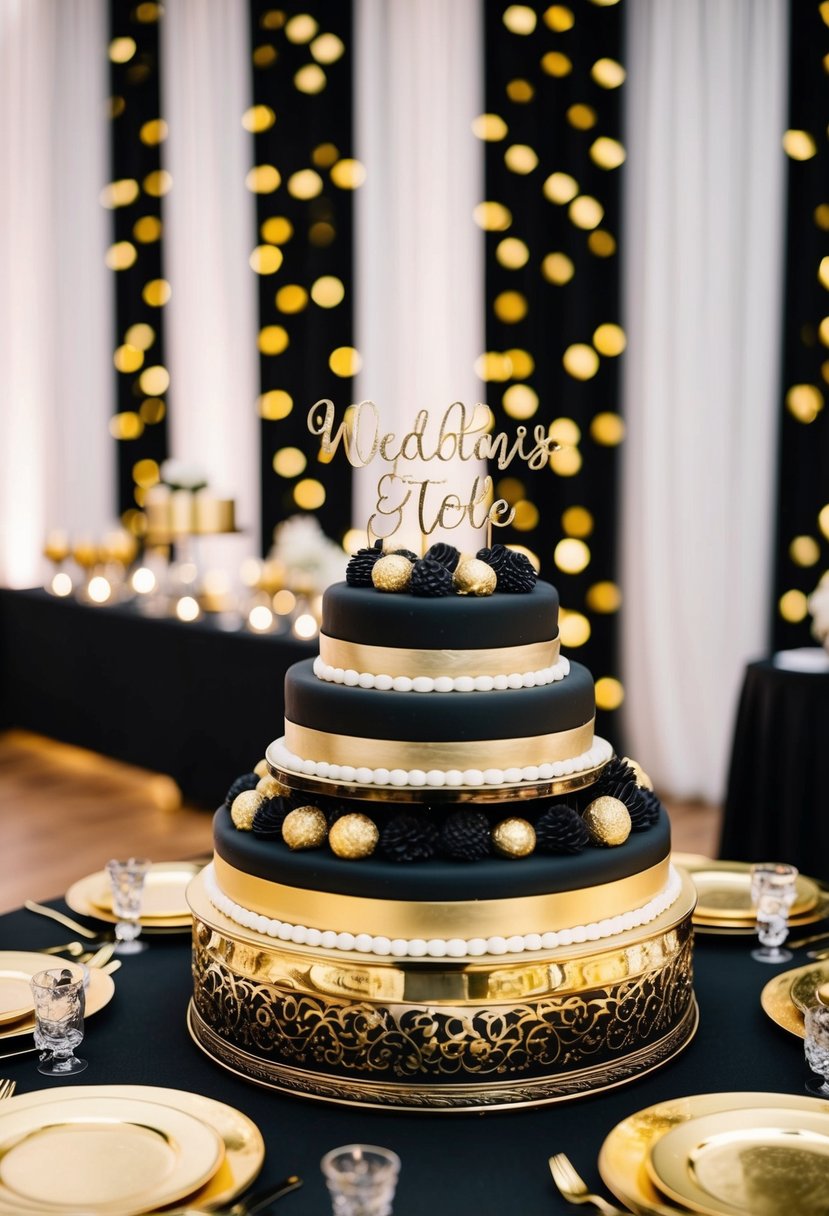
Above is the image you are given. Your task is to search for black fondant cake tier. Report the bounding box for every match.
[285,657,593,745]
[214,805,670,901]
[322,578,559,649]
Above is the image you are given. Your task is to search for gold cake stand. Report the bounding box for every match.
[266,738,612,805]
[186,867,698,1111]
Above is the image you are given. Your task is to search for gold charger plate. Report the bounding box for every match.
[0,1085,264,1213]
[0,952,115,1042]
[598,1092,829,1216]
[0,970,35,1025]
[0,1094,224,1215]
[88,862,202,920]
[647,1105,829,1216]
[66,864,202,932]
[675,859,819,922]
[791,963,829,1014]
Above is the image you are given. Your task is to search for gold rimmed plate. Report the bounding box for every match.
[675,859,819,922]
[0,952,114,1043]
[790,963,829,1015]
[0,1085,264,1212]
[598,1092,829,1216]
[0,970,35,1026]
[87,862,203,920]
[66,862,203,932]
[647,1105,829,1216]
[761,967,808,1038]
[0,1094,224,1215]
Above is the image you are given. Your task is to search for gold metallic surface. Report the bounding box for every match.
[371,554,413,592]
[281,806,328,851]
[210,853,673,940]
[256,775,287,799]
[453,558,497,596]
[230,790,263,831]
[328,813,379,859]
[254,759,270,778]
[491,817,536,858]
[760,968,807,1038]
[622,756,653,790]
[266,740,612,803]
[318,632,559,678]
[283,718,595,769]
[583,797,632,846]
[0,953,114,1042]
[790,963,829,1014]
[676,858,819,923]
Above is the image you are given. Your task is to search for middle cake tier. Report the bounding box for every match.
[281,656,600,786]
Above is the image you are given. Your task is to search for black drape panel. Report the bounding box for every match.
[771,2,829,650]
[247,3,354,553]
[483,0,625,742]
[107,0,170,524]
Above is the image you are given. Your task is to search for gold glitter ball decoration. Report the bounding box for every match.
[282,806,328,851]
[583,797,631,847]
[254,759,270,778]
[329,812,379,859]
[492,817,536,858]
[230,789,264,831]
[371,554,413,592]
[453,558,497,596]
[257,775,288,799]
[622,756,653,790]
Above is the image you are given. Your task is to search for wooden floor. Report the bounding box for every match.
[0,730,722,914]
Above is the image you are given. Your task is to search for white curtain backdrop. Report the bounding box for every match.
[0,0,112,587]
[353,0,485,550]
[161,0,260,553]
[621,0,788,801]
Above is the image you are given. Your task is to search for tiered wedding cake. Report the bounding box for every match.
[187,538,696,1109]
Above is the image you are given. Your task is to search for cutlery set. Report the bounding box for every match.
[549,1154,629,1213]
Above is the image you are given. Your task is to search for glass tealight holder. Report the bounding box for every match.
[31,966,87,1076]
[750,862,799,964]
[321,1144,401,1216]
[106,857,151,954]
[805,996,829,1097]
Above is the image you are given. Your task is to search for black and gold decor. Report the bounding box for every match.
[481,0,626,742]
[772,1,829,648]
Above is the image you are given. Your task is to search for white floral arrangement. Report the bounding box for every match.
[809,572,829,653]
[160,459,209,491]
[269,515,346,594]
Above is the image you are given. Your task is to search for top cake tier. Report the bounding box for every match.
[319,579,560,684]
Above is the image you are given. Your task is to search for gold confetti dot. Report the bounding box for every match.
[139,365,169,396]
[252,44,277,68]
[506,348,535,378]
[494,291,528,323]
[503,385,539,419]
[595,677,624,711]
[496,237,530,269]
[258,390,293,420]
[590,136,626,169]
[588,229,616,257]
[309,221,335,246]
[140,398,165,424]
[819,257,829,289]
[473,201,512,231]
[109,412,144,440]
[295,64,326,94]
[125,323,154,351]
[591,412,625,445]
[99,179,139,209]
[587,581,621,612]
[276,284,309,313]
[242,105,276,133]
[504,144,538,174]
[542,251,575,284]
[249,245,283,274]
[506,79,534,103]
[541,51,572,77]
[133,215,162,243]
[593,323,627,356]
[567,104,597,130]
[592,57,626,88]
[143,279,171,307]
[550,447,582,476]
[329,346,362,377]
[294,478,326,509]
[474,352,512,382]
[559,610,590,647]
[259,326,289,355]
[550,417,581,446]
[311,276,345,307]
[569,195,604,230]
[105,241,137,270]
[113,344,144,373]
[246,165,281,194]
[496,477,525,503]
[503,5,537,34]
[783,130,817,160]
[562,506,593,537]
[786,384,824,423]
[555,538,590,573]
[260,10,285,31]
[790,536,820,567]
[312,143,339,167]
[109,37,136,63]
[140,118,168,145]
[261,216,293,244]
[143,170,172,197]
[544,5,574,31]
[273,447,307,478]
[330,158,366,189]
[311,33,345,63]
[133,458,160,488]
[543,172,578,204]
[512,500,539,530]
[563,343,599,379]
[472,113,508,141]
[288,169,323,198]
[820,317,829,347]
[286,13,318,42]
[779,589,808,623]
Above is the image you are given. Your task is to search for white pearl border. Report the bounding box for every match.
[269,735,613,788]
[204,863,683,959]
[313,653,571,693]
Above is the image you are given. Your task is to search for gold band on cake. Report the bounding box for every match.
[318,633,559,678]
[283,718,595,770]
[212,853,671,940]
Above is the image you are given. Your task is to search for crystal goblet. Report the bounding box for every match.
[805,1000,829,1096]
[750,862,798,963]
[31,966,87,1076]
[321,1144,401,1216]
[106,857,151,954]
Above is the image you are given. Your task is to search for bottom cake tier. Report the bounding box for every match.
[186,866,697,1110]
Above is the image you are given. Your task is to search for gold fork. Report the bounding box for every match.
[0,1080,16,1100]
[548,1154,629,1215]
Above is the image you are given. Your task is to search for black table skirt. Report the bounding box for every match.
[721,659,829,878]
[0,590,314,805]
[0,900,810,1216]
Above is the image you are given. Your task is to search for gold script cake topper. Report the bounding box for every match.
[307,399,560,541]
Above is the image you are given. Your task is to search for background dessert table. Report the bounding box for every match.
[0,590,314,805]
[0,899,810,1215]
[721,658,829,877]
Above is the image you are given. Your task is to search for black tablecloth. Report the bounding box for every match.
[0,590,314,805]
[0,901,810,1216]
[721,659,829,877]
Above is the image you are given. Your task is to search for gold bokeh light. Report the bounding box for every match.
[329,346,362,377]
[258,390,293,420]
[503,5,537,34]
[287,169,323,199]
[473,201,513,231]
[259,326,290,355]
[543,172,578,204]
[472,114,508,141]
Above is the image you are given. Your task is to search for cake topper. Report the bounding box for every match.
[307,399,560,543]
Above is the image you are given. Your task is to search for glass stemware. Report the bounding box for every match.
[805,1001,829,1096]
[31,966,87,1076]
[106,857,151,954]
[321,1144,401,1216]
[750,862,798,963]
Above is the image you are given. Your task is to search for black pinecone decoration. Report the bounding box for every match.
[439,810,492,861]
[476,544,510,576]
[345,540,383,586]
[602,781,652,832]
[392,548,419,563]
[595,756,638,795]
[380,814,440,862]
[325,802,353,826]
[425,542,461,572]
[410,557,454,597]
[535,804,589,854]
[251,797,291,839]
[497,549,537,593]
[224,772,259,806]
[638,789,663,828]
